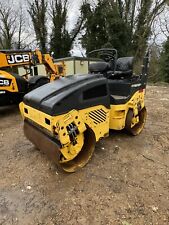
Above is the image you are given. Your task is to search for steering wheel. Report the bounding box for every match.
[88,48,117,63]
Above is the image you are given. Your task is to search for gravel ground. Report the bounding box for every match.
[0,85,169,225]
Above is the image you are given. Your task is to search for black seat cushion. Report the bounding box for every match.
[114,57,134,78]
[89,62,110,73]
[114,70,132,76]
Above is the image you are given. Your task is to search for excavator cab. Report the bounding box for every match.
[0,50,30,106]
[0,49,64,106]
[20,48,149,172]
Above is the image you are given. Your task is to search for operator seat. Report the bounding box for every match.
[108,57,134,104]
[89,57,134,80]
[89,62,110,73]
[113,57,134,79]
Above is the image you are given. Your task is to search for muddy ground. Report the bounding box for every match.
[0,85,169,225]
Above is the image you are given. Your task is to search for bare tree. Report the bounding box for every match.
[28,0,48,53]
[50,0,82,58]
[157,7,169,38]
[118,0,167,58]
[0,1,17,49]
[16,7,25,49]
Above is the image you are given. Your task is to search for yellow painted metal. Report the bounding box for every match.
[109,90,145,130]
[0,51,32,68]
[0,70,18,92]
[20,90,145,141]
[20,89,146,168]
[34,49,66,80]
[60,133,84,162]
[55,110,87,144]
[131,116,139,128]
[20,103,110,163]
[125,107,147,135]
[20,103,110,142]
[19,102,59,132]
[80,106,110,142]
[0,49,66,83]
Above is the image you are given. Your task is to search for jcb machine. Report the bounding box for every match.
[0,49,64,106]
[20,49,149,172]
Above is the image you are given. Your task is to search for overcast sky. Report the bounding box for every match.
[4,0,169,55]
[68,0,82,29]
[12,0,84,55]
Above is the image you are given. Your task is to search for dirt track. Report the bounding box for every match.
[0,85,169,225]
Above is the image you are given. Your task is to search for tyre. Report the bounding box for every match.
[125,107,147,136]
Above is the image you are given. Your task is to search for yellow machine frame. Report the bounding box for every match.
[20,89,146,171]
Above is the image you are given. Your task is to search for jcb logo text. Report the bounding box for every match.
[0,79,10,86]
[7,54,30,64]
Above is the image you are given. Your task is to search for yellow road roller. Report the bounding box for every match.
[20,49,149,172]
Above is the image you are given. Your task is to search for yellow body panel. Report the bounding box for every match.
[80,106,109,142]
[109,90,145,130]
[20,103,109,141]
[20,103,109,161]
[20,102,58,132]
[0,70,18,92]
[0,51,32,68]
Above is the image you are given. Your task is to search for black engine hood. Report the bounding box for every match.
[24,74,109,116]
